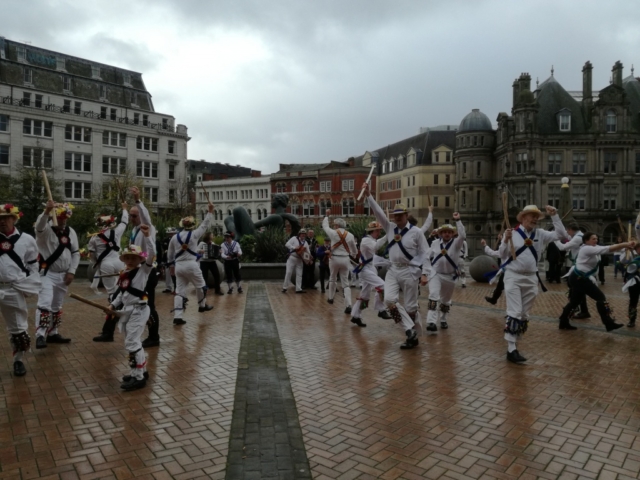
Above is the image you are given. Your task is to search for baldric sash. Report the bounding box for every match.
[431,238,460,277]
[175,231,198,259]
[331,229,351,255]
[39,226,75,274]
[116,268,148,301]
[224,241,239,260]
[0,232,31,275]
[384,225,413,262]
[96,229,120,265]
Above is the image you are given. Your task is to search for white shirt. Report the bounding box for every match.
[35,213,80,274]
[499,215,567,273]
[555,231,583,263]
[484,245,502,259]
[357,235,380,273]
[322,217,357,256]
[110,236,156,309]
[420,212,433,234]
[367,195,430,275]
[221,240,242,260]
[574,245,609,276]
[168,213,213,264]
[88,210,129,263]
[129,201,157,247]
[428,221,466,275]
[0,228,39,283]
[285,236,310,260]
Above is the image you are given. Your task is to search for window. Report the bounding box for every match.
[462,162,467,175]
[65,181,91,199]
[16,45,25,62]
[303,201,311,217]
[446,152,451,162]
[276,183,285,193]
[476,161,482,177]
[473,136,478,146]
[168,140,176,154]
[476,190,481,212]
[388,160,394,172]
[573,152,587,175]
[65,125,92,142]
[603,186,617,211]
[0,145,9,165]
[100,85,107,99]
[74,101,82,115]
[143,187,158,203]
[65,152,92,172]
[63,76,71,92]
[102,157,127,175]
[445,174,450,185]
[480,137,485,146]
[320,181,331,192]
[143,115,149,126]
[22,92,31,106]
[636,153,640,174]
[169,189,175,203]
[559,113,571,131]
[548,153,562,175]
[291,183,297,193]
[162,118,169,130]
[123,73,131,86]
[102,131,127,147]
[0,114,8,132]
[636,186,640,210]
[63,99,71,113]
[433,196,439,207]
[514,185,527,209]
[136,160,158,178]
[110,108,117,121]
[100,106,107,119]
[547,186,561,209]
[35,94,43,108]
[168,164,175,180]
[572,185,586,211]
[133,113,140,125]
[461,191,466,207]
[92,66,101,79]
[445,196,450,207]
[604,152,617,174]
[303,182,312,192]
[341,179,354,191]
[606,109,617,133]
[24,68,32,84]
[434,174,439,185]
[136,136,158,151]
[341,198,355,216]
[23,119,53,137]
[382,161,387,174]
[515,152,528,174]
[56,57,65,71]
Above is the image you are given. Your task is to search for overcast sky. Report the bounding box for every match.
[5,0,640,173]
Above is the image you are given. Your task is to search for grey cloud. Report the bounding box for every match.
[88,33,162,73]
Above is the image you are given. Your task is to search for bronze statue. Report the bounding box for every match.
[224,193,301,240]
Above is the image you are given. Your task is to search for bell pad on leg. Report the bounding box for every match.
[52,310,63,328]
[388,304,402,324]
[11,331,31,353]
[439,303,450,313]
[38,310,51,330]
[428,299,438,310]
[504,316,528,335]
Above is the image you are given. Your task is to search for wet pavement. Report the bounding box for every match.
[1,268,639,479]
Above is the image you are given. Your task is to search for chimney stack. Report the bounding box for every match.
[612,60,623,87]
[582,61,593,101]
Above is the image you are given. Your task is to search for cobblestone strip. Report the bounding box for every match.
[226,283,311,479]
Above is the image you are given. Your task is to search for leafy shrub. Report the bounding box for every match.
[239,234,257,263]
[254,226,288,263]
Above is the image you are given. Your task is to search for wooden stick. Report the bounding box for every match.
[426,185,431,207]
[502,191,516,260]
[357,164,376,201]
[92,272,122,279]
[69,293,122,316]
[561,208,573,221]
[200,181,212,205]
[618,217,627,242]
[41,170,57,227]
[114,177,126,203]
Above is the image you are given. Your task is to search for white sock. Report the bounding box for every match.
[507,341,517,353]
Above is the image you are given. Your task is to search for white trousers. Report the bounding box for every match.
[283,256,303,291]
[503,270,539,345]
[351,267,385,318]
[36,272,68,338]
[385,265,419,331]
[119,304,149,380]
[165,267,174,291]
[329,256,352,308]
[458,261,467,285]
[426,273,456,325]
[1,286,29,361]
[94,256,124,297]
[174,261,207,319]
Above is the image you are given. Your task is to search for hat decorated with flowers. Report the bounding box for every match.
[0,203,23,221]
[391,203,408,214]
[224,230,234,238]
[299,228,307,235]
[96,214,117,229]
[179,216,196,230]
[166,227,177,235]
[438,224,457,233]
[119,244,148,262]
[516,205,545,223]
[365,221,383,232]
[54,203,74,219]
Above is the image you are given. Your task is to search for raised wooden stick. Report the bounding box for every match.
[357,164,375,201]
[618,216,627,242]
[41,170,57,227]
[502,191,516,260]
[561,208,574,221]
[426,185,432,207]
[114,177,126,203]
[69,293,122,317]
[200,181,212,205]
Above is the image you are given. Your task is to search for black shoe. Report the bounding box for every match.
[327,298,334,304]
[378,310,392,320]
[485,296,497,305]
[440,321,448,330]
[350,317,366,327]
[141,337,160,348]
[13,361,26,377]
[344,306,352,314]
[606,321,624,332]
[227,288,233,294]
[282,288,287,293]
[628,320,636,328]
[559,321,577,330]
[310,286,318,290]
[198,304,214,312]
[400,330,419,349]
[507,350,527,363]
[162,289,173,294]
[121,377,147,391]
[36,336,47,349]
[122,371,150,382]
[215,290,224,296]
[321,289,325,293]
[46,334,71,344]
[573,312,591,319]
[93,333,114,342]
[295,290,306,294]
[173,319,186,326]
[426,323,438,332]
[461,284,466,288]
[237,288,243,294]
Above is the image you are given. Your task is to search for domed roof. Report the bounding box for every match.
[458,109,493,132]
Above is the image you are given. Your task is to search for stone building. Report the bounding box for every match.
[455,61,640,255]
[0,37,189,210]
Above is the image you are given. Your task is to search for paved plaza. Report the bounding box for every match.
[1,270,640,479]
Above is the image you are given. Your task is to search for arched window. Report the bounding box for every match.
[308,201,315,216]
[382,161,387,174]
[606,109,617,133]
[247,209,252,218]
[263,208,267,218]
[257,209,262,220]
[214,210,218,221]
[228,209,232,216]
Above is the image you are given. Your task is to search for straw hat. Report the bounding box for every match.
[391,203,408,214]
[365,221,383,232]
[0,203,23,221]
[179,216,196,230]
[516,205,545,223]
[119,244,148,262]
[438,224,457,233]
[54,203,74,219]
[96,214,117,229]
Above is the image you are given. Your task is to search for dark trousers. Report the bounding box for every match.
[319,265,330,291]
[224,259,241,284]
[599,262,606,284]
[302,262,315,288]
[561,274,611,325]
[489,274,505,301]
[628,282,640,322]
[101,267,159,339]
[200,260,222,292]
[547,262,562,283]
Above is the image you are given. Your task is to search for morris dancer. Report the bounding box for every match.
[482,234,506,305]
[0,203,40,376]
[350,221,391,327]
[499,205,567,363]
[162,228,177,293]
[425,219,466,332]
[283,228,310,293]
[363,183,430,349]
[558,233,632,331]
[555,223,590,319]
[323,211,358,314]
[316,238,331,293]
[108,224,155,391]
[458,238,468,288]
[168,206,214,325]
[221,231,243,293]
[35,201,78,349]
[88,204,128,299]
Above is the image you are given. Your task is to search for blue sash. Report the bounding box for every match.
[430,238,460,277]
[175,231,198,259]
[384,225,414,261]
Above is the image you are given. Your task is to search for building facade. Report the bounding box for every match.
[0,37,189,210]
